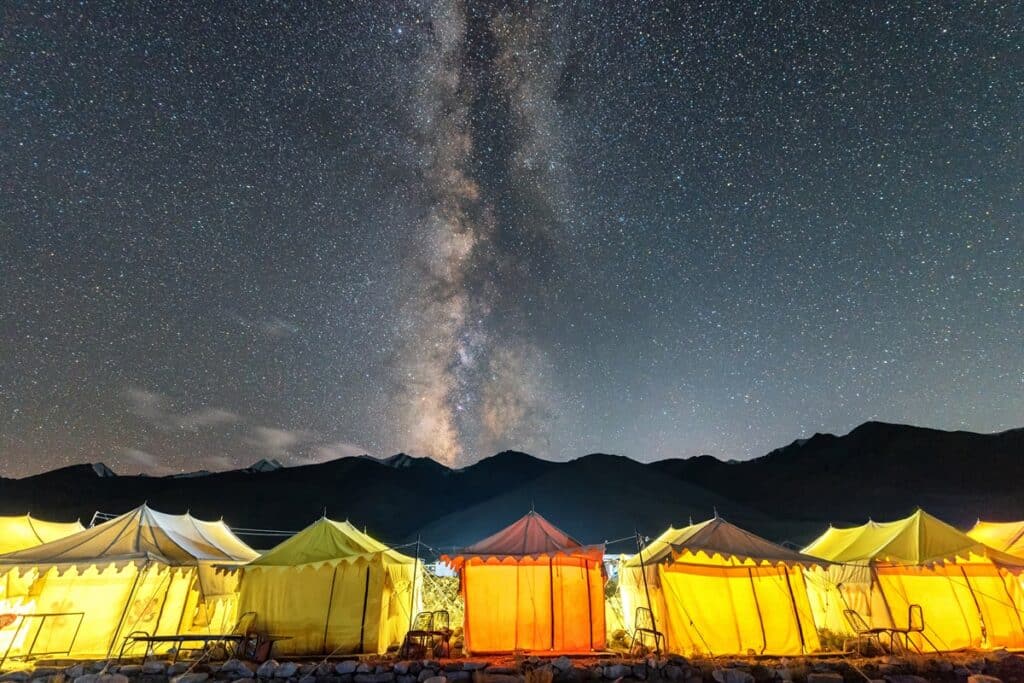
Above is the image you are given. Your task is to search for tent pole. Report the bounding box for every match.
[584,559,594,651]
[960,566,989,646]
[323,564,340,654]
[358,565,371,654]
[782,566,807,653]
[635,529,660,655]
[107,561,148,659]
[408,536,420,636]
[549,556,556,651]
[747,568,767,655]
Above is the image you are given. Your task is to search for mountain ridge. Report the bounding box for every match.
[2,421,1020,547]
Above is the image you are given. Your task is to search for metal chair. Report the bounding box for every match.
[891,604,939,653]
[629,607,665,655]
[842,608,893,655]
[398,610,452,659]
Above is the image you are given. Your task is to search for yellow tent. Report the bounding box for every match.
[0,515,84,555]
[968,521,1024,558]
[620,516,822,656]
[442,511,606,655]
[0,504,257,658]
[802,509,1024,651]
[237,518,418,655]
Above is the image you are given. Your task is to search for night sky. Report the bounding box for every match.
[3,1,1022,476]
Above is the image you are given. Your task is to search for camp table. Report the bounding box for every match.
[118,631,292,664]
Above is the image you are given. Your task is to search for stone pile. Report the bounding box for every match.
[0,652,1021,683]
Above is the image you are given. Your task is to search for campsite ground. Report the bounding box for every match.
[11,650,1024,683]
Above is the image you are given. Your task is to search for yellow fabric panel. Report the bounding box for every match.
[239,556,411,655]
[14,564,139,657]
[877,566,983,650]
[0,517,84,554]
[249,518,410,567]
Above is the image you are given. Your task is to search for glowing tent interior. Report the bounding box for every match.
[237,518,418,655]
[0,515,84,555]
[619,515,822,656]
[0,504,257,658]
[802,509,1024,651]
[442,511,606,654]
[968,521,1024,559]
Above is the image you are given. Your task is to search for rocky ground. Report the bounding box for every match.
[3,651,1024,683]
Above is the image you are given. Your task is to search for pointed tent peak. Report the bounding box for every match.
[0,503,257,568]
[443,510,605,567]
[246,516,412,568]
[626,516,825,568]
[802,508,1019,567]
[968,519,1024,559]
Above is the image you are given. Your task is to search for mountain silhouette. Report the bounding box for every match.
[1,422,1020,550]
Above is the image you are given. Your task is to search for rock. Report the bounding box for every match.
[602,666,631,680]
[486,671,518,677]
[336,664,359,677]
[63,669,84,681]
[398,677,418,683]
[168,665,192,677]
[356,666,373,675]
[551,660,571,675]
[142,663,168,676]
[631,665,647,681]
[299,665,318,676]
[884,677,929,683]
[661,666,684,682]
[421,677,446,683]
[462,664,487,673]
[968,677,1003,683]
[74,676,128,683]
[806,675,843,683]
[3,673,32,683]
[712,672,754,683]
[31,670,63,679]
[483,677,520,683]
[394,665,411,677]
[275,664,299,679]
[171,674,209,683]
[299,677,317,683]
[934,662,954,674]
[354,675,395,683]
[256,661,279,680]
[954,668,972,679]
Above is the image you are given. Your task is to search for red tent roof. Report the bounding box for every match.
[442,511,605,567]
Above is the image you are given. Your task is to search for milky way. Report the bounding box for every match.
[1,1,1021,475]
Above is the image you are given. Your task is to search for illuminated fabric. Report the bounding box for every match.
[238,518,418,655]
[443,511,605,654]
[802,509,1024,650]
[0,505,255,658]
[969,521,1024,558]
[0,516,84,555]
[620,517,821,656]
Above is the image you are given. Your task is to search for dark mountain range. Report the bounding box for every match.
[1,421,1021,551]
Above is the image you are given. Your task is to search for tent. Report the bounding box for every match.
[442,511,606,654]
[0,504,257,658]
[802,509,1024,651]
[619,516,822,656]
[0,515,84,555]
[968,521,1024,558]
[237,518,418,655]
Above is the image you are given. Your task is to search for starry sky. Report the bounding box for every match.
[2,1,1022,476]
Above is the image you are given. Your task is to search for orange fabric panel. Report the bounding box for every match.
[462,558,604,653]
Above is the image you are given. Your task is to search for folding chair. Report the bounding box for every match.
[629,607,665,655]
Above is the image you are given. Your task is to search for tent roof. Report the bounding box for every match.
[246,517,413,568]
[0,515,85,555]
[968,520,1024,558]
[0,504,258,568]
[802,509,1024,567]
[624,516,824,568]
[443,511,604,565]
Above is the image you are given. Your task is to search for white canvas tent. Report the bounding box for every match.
[0,504,257,658]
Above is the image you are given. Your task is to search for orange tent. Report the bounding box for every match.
[443,511,605,654]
